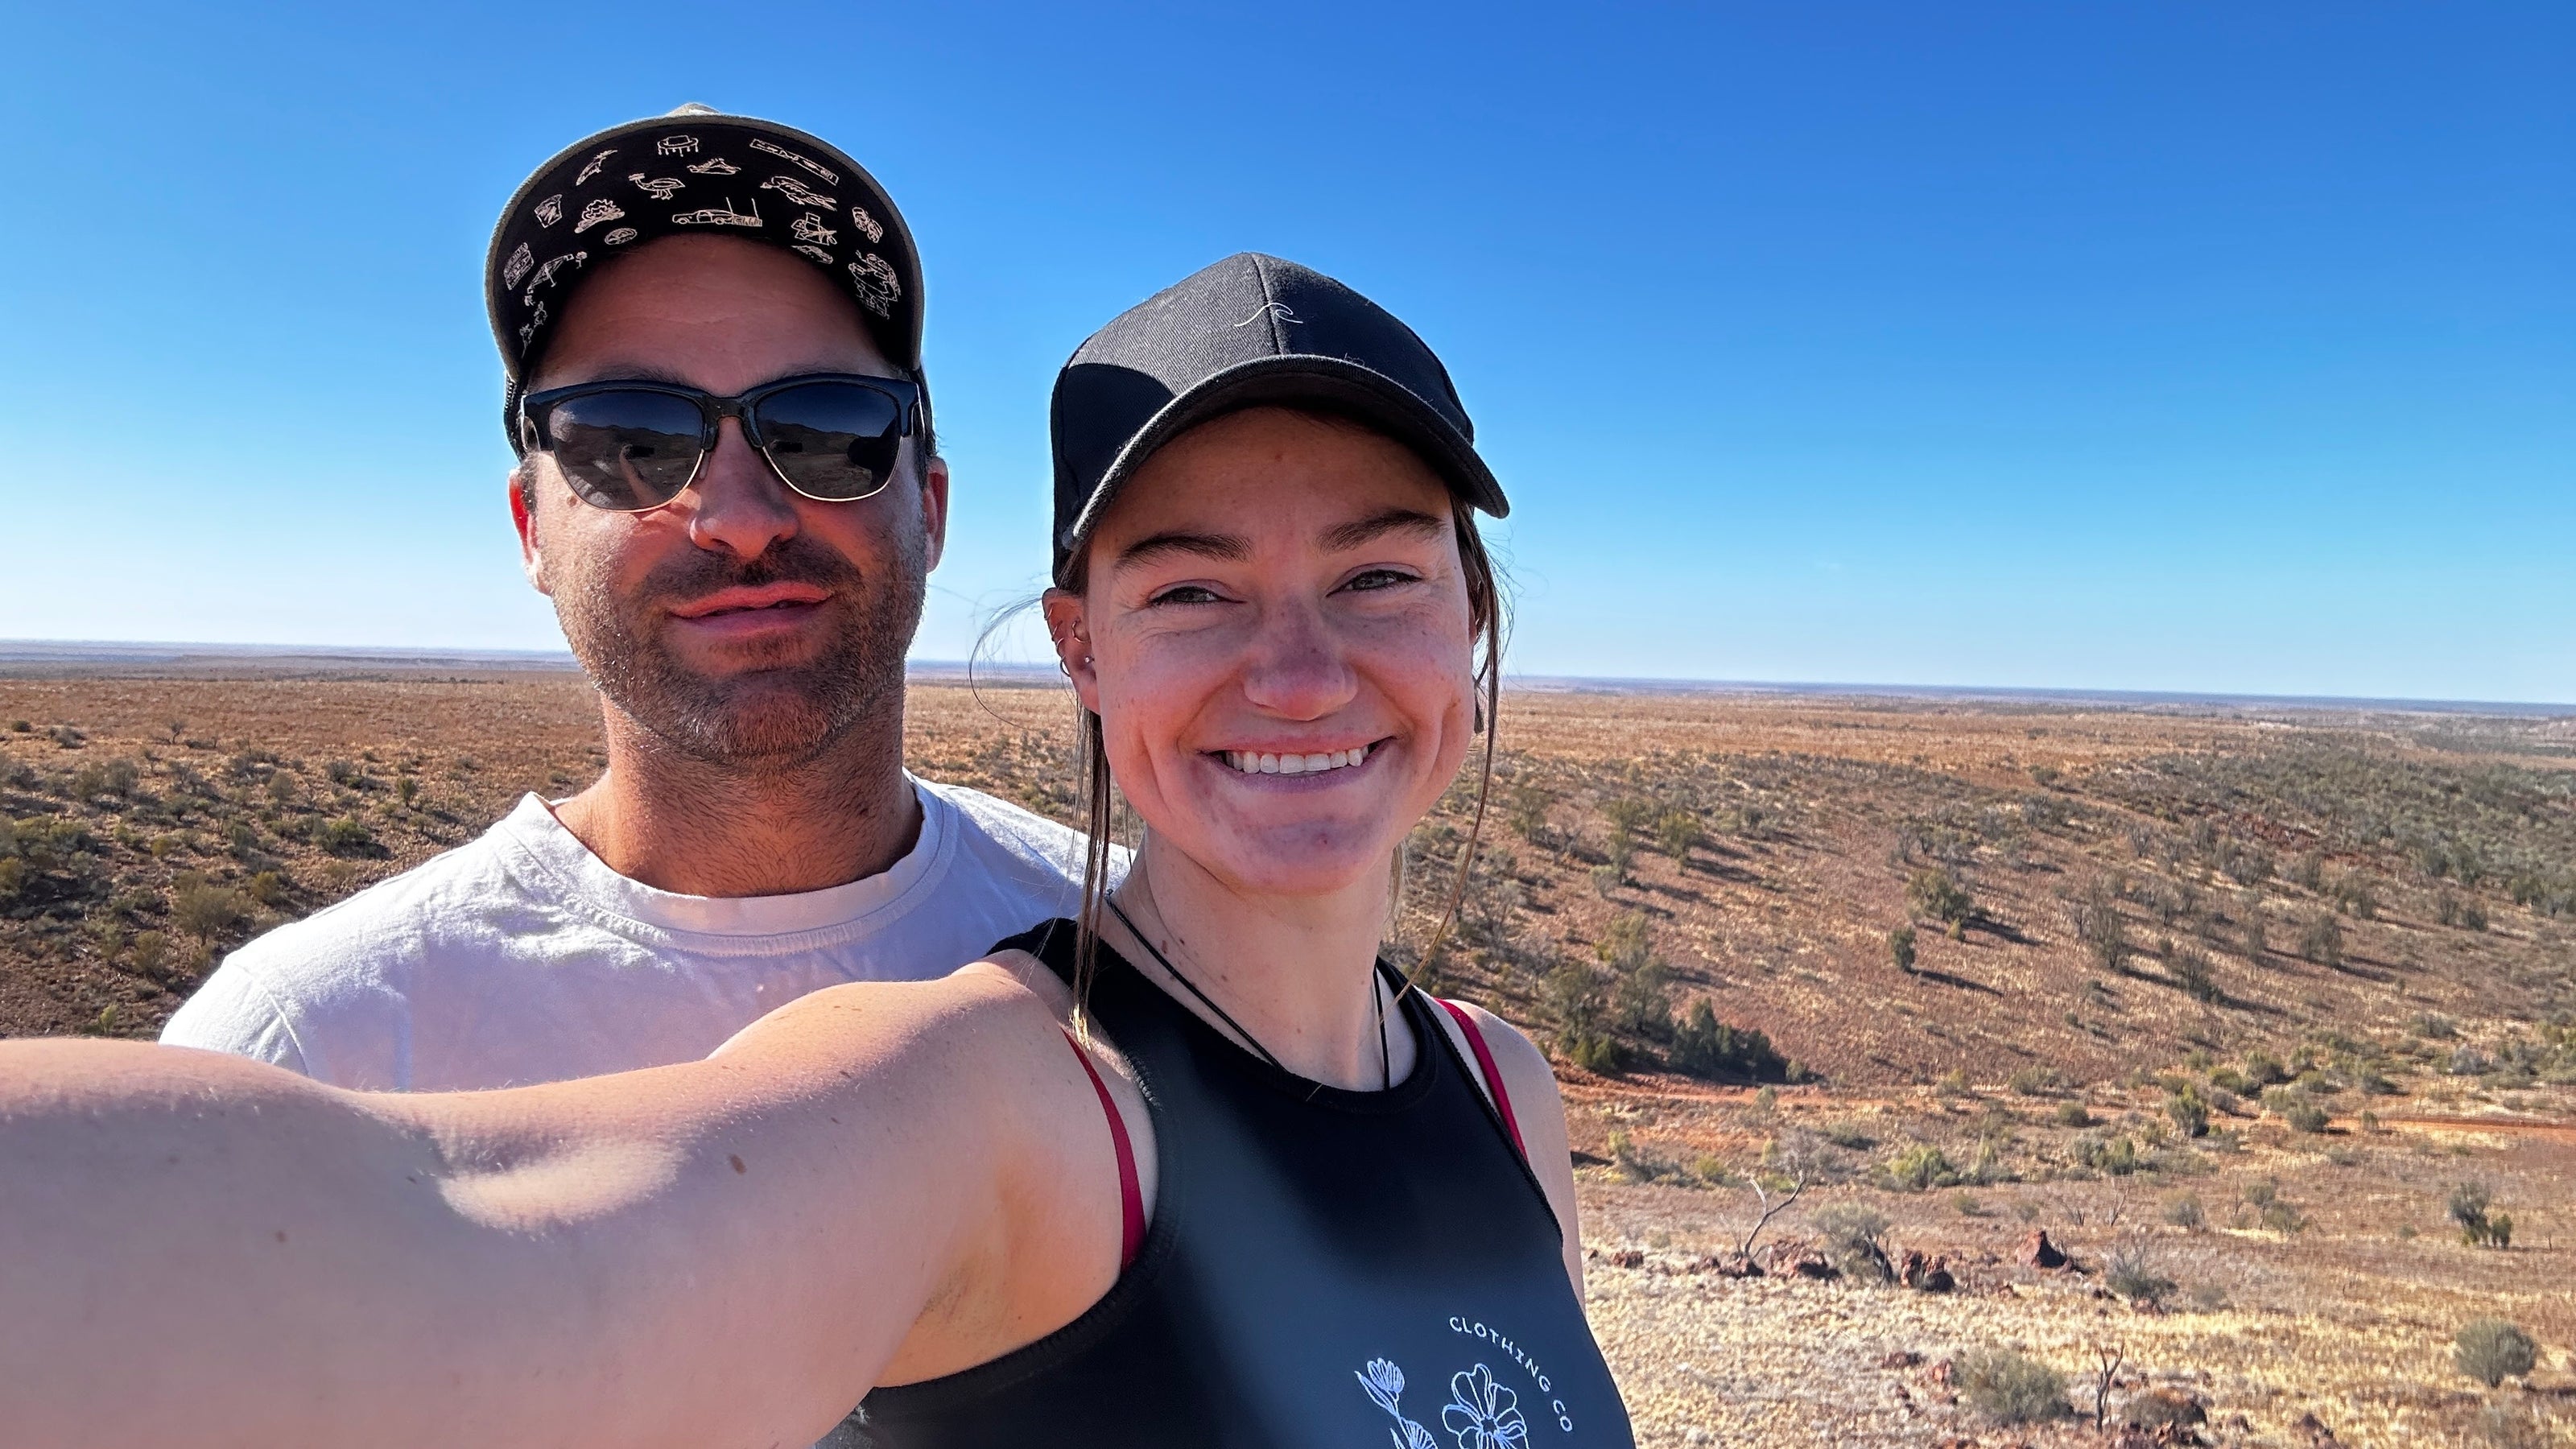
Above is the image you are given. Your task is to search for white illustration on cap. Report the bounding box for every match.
[573,197,625,233]
[601,227,639,246]
[533,194,564,227]
[847,253,901,317]
[500,242,535,291]
[686,155,738,175]
[792,244,834,265]
[656,134,700,157]
[522,250,588,306]
[518,300,547,347]
[629,173,686,200]
[673,196,762,228]
[749,136,836,183]
[761,175,835,209]
[575,149,617,185]
[790,213,838,246]
[847,204,885,245]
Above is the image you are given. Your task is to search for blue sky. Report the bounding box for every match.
[4,3,2569,701]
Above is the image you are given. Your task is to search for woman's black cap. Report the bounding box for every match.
[485,105,925,454]
[1049,253,1508,584]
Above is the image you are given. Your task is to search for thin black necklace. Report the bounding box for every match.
[1105,897,1391,1092]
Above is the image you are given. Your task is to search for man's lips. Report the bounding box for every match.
[666,583,832,621]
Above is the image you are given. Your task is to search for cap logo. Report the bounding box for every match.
[573,197,625,233]
[686,155,739,175]
[1233,301,1302,328]
[522,250,588,306]
[748,137,836,184]
[601,227,638,246]
[848,254,900,316]
[848,204,885,244]
[533,195,564,227]
[574,149,617,184]
[792,244,834,266]
[673,196,762,229]
[655,134,700,156]
[500,242,535,291]
[628,173,685,200]
[762,175,836,209]
[790,213,837,246]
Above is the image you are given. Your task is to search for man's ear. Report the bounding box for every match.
[509,464,552,596]
[916,452,950,572]
[1041,588,1099,714]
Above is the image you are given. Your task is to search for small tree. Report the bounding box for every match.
[2075,878,2128,973]
[2453,1319,2538,1389]
[2087,1344,2125,1430]
[1653,810,1702,862]
[1888,924,1917,975]
[1732,1134,1812,1262]
[1908,868,1974,935]
[2298,911,2343,968]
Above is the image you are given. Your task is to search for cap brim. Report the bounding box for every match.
[1056,354,1508,580]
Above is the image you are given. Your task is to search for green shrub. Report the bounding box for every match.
[1884,1143,1958,1192]
[171,882,248,945]
[1908,868,1974,928]
[318,816,380,857]
[2009,1064,2066,1096]
[128,930,168,977]
[2297,912,2343,968]
[1888,924,1917,974]
[2281,1098,2330,1134]
[2453,1319,2539,1389]
[2161,1191,2205,1229]
[1653,810,1701,861]
[2054,1100,2095,1129]
[2166,1087,2211,1137]
[1668,999,1790,1083]
[1811,1203,1893,1282]
[1956,1348,2072,1425]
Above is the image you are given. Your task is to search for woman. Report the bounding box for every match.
[0,254,1633,1448]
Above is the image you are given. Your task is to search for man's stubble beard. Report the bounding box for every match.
[555,526,927,771]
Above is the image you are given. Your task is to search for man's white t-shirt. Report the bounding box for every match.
[162,777,1113,1091]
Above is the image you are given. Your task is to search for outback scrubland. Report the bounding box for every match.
[2,667,2570,1447]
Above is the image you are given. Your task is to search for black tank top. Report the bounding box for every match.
[828,920,1634,1447]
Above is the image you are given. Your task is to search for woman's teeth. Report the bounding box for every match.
[1224,744,1373,776]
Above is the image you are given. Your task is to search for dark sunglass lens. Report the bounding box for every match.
[756,382,906,502]
[543,390,706,510]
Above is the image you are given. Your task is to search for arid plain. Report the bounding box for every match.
[2,666,2570,1447]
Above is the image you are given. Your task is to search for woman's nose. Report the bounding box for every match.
[1239,605,1358,720]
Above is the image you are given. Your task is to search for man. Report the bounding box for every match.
[164,106,1108,1090]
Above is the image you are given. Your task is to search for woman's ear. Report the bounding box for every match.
[1041,588,1100,712]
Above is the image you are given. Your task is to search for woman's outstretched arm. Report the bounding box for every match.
[0,966,1092,1449]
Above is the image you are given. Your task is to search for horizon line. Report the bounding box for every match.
[4,638,2570,717]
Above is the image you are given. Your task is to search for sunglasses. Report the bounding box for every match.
[518,373,923,511]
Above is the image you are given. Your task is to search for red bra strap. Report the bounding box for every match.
[1438,998,1527,1160]
[1062,1030,1145,1270]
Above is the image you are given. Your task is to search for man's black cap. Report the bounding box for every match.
[1050,253,1507,583]
[486,105,924,453]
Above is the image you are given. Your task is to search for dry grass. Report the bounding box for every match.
[4,668,2570,1443]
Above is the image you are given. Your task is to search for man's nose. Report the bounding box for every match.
[1240,603,1358,720]
[679,417,799,557]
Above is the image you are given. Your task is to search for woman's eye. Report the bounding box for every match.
[1340,568,1419,593]
[1148,584,1224,606]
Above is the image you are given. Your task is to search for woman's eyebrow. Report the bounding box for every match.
[1115,530,1252,572]
[1321,508,1447,552]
